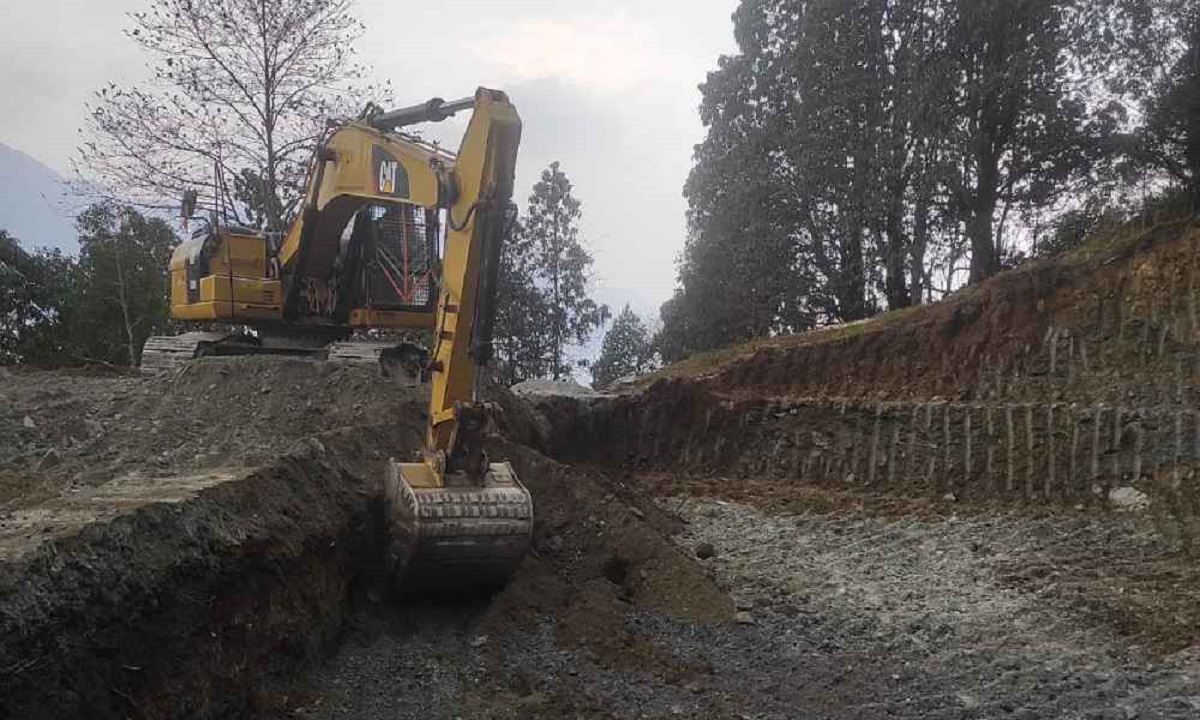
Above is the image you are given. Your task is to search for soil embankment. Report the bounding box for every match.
[548,221,1200,523]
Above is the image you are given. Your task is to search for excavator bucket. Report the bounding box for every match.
[383,459,533,594]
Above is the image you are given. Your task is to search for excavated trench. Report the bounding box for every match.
[9,223,1200,718]
[7,375,1200,719]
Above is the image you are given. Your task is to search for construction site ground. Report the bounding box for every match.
[2,355,1200,719]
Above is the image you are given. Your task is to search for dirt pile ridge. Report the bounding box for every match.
[528,220,1200,520]
[290,443,733,720]
[0,357,427,509]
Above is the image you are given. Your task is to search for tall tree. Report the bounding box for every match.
[668,0,1124,358]
[80,0,381,229]
[0,231,75,365]
[1137,0,1200,207]
[676,0,821,357]
[493,218,547,385]
[68,204,178,366]
[945,0,1095,283]
[523,162,610,380]
[493,163,609,383]
[591,305,655,390]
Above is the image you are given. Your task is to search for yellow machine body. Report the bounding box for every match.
[161,89,533,592]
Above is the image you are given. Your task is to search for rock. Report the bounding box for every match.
[735,611,755,625]
[35,448,60,469]
[22,416,35,429]
[288,437,327,459]
[470,635,488,648]
[510,379,598,398]
[1109,486,1149,511]
[696,542,717,560]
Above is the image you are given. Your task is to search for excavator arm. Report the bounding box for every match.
[377,90,533,592]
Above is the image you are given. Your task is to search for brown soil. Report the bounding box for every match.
[0,424,418,719]
[640,219,1200,407]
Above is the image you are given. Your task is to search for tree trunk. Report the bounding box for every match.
[884,193,910,310]
[1186,18,1200,210]
[910,183,930,306]
[839,223,869,321]
[968,153,1002,284]
[112,236,137,366]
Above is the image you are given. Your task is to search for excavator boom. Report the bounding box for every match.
[382,89,533,593]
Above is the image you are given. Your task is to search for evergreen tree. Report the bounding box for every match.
[592,305,655,390]
[493,163,609,384]
[1137,1,1200,207]
[493,218,548,385]
[665,0,1126,356]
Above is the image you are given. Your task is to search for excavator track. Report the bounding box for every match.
[139,332,228,374]
[140,334,427,380]
[327,341,429,383]
[383,460,533,594]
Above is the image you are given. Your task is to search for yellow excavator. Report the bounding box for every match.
[151,88,532,591]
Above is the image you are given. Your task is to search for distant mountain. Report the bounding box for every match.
[0,142,78,254]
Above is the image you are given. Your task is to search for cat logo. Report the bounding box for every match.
[371,145,410,198]
[378,160,399,194]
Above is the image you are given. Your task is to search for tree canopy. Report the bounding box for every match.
[80,0,382,229]
[591,305,656,390]
[660,0,1167,360]
[0,205,176,368]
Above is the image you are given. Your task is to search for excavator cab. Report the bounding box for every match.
[337,201,440,317]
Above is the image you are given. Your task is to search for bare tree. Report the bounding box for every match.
[79,0,384,230]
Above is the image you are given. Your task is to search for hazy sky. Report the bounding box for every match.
[0,0,739,315]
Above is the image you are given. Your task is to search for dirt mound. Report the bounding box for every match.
[0,357,426,508]
[483,440,731,651]
[0,425,418,719]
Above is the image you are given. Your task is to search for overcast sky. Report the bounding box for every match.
[1,0,739,316]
